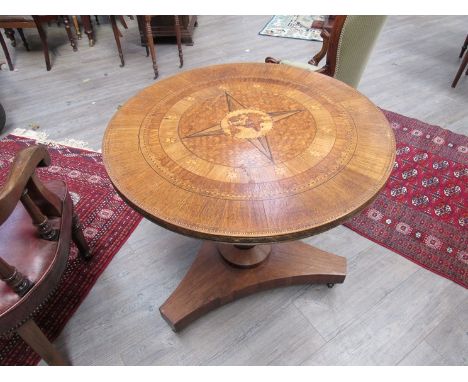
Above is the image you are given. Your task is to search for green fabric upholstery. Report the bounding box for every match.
[333,16,386,88]
[281,16,387,88]
[281,60,321,72]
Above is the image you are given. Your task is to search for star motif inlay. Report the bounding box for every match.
[183,92,304,162]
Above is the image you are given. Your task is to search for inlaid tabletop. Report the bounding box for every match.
[103,63,395,243]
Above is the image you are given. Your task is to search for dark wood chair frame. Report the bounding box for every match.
[0,16,77,71]
[265,15,347,79]
[138,15,184,79]
[0,145,91,365]
[452,34,468,88]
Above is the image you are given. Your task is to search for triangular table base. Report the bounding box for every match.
[160,241,346,332]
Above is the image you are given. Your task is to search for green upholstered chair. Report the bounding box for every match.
[265,16,387,89]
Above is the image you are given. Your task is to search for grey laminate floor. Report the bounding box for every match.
[0,15,467,366]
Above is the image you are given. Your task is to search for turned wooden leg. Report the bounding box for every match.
[81,16,94,47]
[452,50,468,88]
[17,28,30,51]
[160,241,346,331]
[21,189,59,240]
[118,15,128,29]
[144,15,158,79]
[62,16,77,51]
[72,211,92,260]
[174,16,183,68]
[459,34,468,58]
[110,16,124,67]
[0,31,14,70]
[0,257,34,297]
[16,320,69,366]
[33,17,51,71]
[4,28,16,47]
[72,16,81,39]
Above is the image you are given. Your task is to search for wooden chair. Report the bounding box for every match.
[452,34,468,88]
[139,15,184,79]
[0,16,77,71]
[265,16,387,88]
[0,145,91,365]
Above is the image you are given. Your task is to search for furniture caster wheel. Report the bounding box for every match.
[327,283,335,288]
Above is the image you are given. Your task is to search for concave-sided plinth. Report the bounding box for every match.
[159,241,346,332]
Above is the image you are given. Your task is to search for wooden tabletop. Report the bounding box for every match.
[103,63,395,243]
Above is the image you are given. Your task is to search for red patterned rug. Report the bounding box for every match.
[345,110,467,288]
[0,135,143,365]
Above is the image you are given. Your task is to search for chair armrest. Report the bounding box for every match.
[0,145,51,225]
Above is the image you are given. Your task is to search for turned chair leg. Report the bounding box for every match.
[452,50,468,88]
[0,257,34,296]
[81,16,94,47]
[174,16,183,68]
[17,28,30,51]
[16,319,69,366]
[72,211,92,260]
[459,34,468,58]
[144,15,158,79]
[33,17,51,71]
[72,16,81,39]
[62,16,77,52]
[4,28,16,47]
[0,31,14,70]
[110,16,125,67]
[118,16,128,29]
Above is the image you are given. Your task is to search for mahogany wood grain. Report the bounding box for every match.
[217,243,271,268]
[103,63,395,244]
[160,241,346,332]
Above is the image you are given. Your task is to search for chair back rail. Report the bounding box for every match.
[0,146,61,226]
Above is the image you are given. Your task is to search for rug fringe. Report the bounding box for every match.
[10,128,100,152]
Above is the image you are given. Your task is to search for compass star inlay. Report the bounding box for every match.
[184,92,304,162]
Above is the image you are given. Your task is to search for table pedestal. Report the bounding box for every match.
[159,241,346,332]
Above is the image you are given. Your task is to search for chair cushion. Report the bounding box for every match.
[0,180,72,333]
[281,60,321,72]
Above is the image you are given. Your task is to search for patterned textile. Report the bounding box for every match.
[0,135,142,365]
[345,110,467,288]
[259,16,325,41]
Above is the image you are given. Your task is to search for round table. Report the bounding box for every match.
[103,63,395,331]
